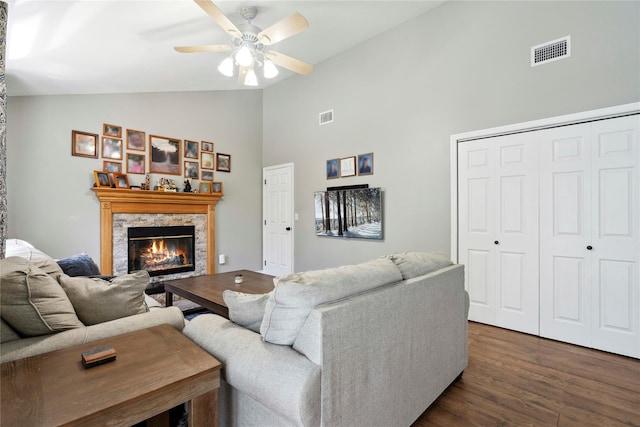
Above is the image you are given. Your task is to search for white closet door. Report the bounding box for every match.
[539,123,593,346]
[590,116,639,357]
[459,133,539,334]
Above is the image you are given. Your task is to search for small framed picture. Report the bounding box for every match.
[102,137,123,160]
[357,153,374,176]
[340,156,356,177]
[103,123,122,138]
[127,153,145,174]
[113,173,129,189]
[201,170,214,181]
[72,130,98,158]
[126,129,146,151]
[326,159,339,179]
[149,135,181,175]
[185,140,199,159]
[211,182,223,194]
[201,152,214,170]
[201,141,214,152]
[216,153,231,172]
[103,160,121,173]
[94,170,111,187]
[199,182,211,193]
[184,160,199,179]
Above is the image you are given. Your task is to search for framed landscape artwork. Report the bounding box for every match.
[149,135,181,175]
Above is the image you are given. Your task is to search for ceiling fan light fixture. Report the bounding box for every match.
[235,45,254,67]
[263,59,279,79]
[218,56,234,77]
[244,68,259,86]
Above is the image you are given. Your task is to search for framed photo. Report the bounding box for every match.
[127,153,145,174]
[102,137,123,160]
[357,153,374,176]
[340,156,356,177]
[201,141,214,152]
[201,152,214,170]
[93,170,111,187]
[103,160,121,173]
[149,135,181,175]
[185,140,199,159]
[184,160,199,179]
[211,182,223,194]
[126,129,146,151]
[326,159,339,179]
[201,170,214,181]
[103,123,122,138]
[113,173,129,189]
[72,130,98,158]
[199,182,211,194]
[216,153,231,172]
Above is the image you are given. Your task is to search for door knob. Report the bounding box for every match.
[494,241,499,245]
[286,227,291,231]
[586,245,593,250]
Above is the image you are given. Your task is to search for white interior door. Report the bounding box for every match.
[263,163,294,276]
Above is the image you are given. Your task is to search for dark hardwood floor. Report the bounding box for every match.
[413,322,640,427]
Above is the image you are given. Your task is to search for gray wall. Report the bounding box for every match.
[7,90,263,272]
[263,0,640,272]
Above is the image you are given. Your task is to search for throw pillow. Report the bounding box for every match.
[223,290,272,333]
[260,257,402,345]
[57,270,150,325]
[0,257,84,336]
[56,253,101,277]
[385,251,453,280]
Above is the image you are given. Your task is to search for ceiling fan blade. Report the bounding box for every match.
[194,0,241,38]
[266,51,313,76]
[258,12,309,45]
[174,45,232,53]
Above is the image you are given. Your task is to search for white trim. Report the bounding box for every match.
[450,102,640,263]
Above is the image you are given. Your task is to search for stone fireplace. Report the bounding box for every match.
[92,188,222,281]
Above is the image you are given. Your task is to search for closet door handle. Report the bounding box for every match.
[586,245,593,250]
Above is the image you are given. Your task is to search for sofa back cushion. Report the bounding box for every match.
[260,257,402,345]
[223,290,272,333]
[385,251,453,280]
[57,271,150,325]
[0,257,84,336]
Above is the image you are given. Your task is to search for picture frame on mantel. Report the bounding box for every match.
[211,182,223,194]
[72,130,98,158]
[94,170,111,187]
[199,182,211,194]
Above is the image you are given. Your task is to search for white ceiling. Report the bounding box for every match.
[6,0,444,96]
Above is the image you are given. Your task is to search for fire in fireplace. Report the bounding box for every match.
[128,226,195,277]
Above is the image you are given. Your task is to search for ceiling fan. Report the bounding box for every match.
[174,0,313,86]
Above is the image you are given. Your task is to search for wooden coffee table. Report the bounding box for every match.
[164,270,275,318]
[1,324,221,427]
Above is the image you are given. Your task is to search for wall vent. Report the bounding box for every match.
[319,110,334,125]
[531,36,570,67]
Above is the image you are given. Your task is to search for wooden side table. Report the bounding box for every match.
[1,324,221,427]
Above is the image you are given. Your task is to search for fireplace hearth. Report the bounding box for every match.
[128,226,195,277]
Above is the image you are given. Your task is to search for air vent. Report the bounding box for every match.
[319,110,334,125]
[531,36,570,67]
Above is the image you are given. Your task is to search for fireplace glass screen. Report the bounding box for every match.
[128,226,195,277]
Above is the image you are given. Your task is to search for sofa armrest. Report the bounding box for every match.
[183,314,320,427]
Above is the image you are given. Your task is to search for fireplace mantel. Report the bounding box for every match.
[92,188,222,275]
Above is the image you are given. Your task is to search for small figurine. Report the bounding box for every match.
[184,178,192,193]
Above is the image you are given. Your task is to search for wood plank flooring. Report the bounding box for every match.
[412,322,640,427]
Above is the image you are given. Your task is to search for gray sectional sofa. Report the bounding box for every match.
[184,252,469,427]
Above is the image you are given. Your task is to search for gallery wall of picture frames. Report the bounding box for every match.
[73,123,231,192]
[326,152,373,180]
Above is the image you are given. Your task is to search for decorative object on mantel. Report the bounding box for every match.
[212,182,223,194]
[71,130,98,158]
[216,153,231,172]
[93,170,111,187]
[183,178,192,193]
[199,182,211,194]
[155,177,178,192]
[357,152,373,176]
[113,173,129,189]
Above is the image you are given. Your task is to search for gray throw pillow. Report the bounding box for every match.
[385,251,453,280]
[57,270,150,325]
[0,257,84,336]
[223,290,272,333]
[56,253,101,277]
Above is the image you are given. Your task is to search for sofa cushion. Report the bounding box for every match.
[260,257,402,345]
[385,251,453,280]
[57,270,149,325]
[223,290,272,333]
[1,318,21,343]
[0,257,84,336]
[56,253,101,277]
